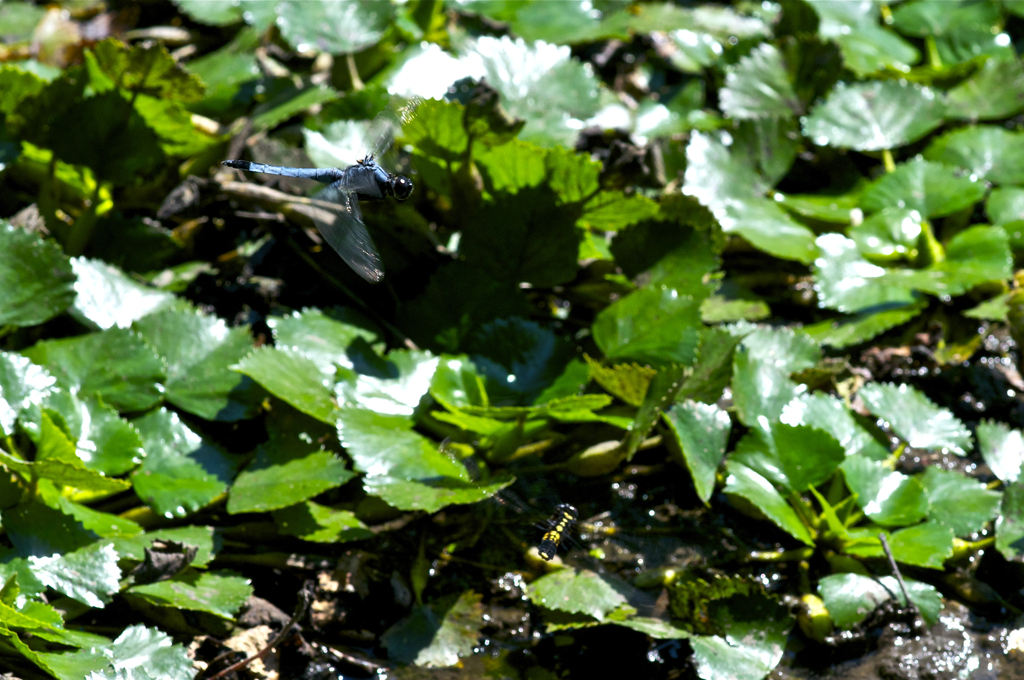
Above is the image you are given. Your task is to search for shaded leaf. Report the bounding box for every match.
[0,222,76,328]
[664,400,730,504]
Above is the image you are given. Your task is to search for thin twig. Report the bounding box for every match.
[204,581,315,680]
[878,532,923,630]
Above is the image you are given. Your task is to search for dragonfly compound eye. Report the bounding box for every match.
[393,175,414,200]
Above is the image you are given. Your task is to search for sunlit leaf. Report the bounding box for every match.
[69,258,179,331]
[860,159,987,218]
[818,573,941,628]
[723,461,814,545]
[134,308,259,422]
[276,0,393,54]
[527,568,627,620]
[840,455,928,527]
[858,382,972,454]
[921,467,1001,536]
[719,44,799,120]
[977,419,1024,484]
[233,346,336,424]
[127,569,251,619]
[0,350,56,435]
[923,125,1024,184]
[996,480,1024,561]
[802,81,945,151]
[380,590,484,667]
[28,542,121,607]
[131,408,240,519]
[813,233,916,313]
[23,328,165,413]
[272,501,372,543]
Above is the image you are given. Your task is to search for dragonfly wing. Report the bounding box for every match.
[309,183,383,283]
[362,98,422,159]
[364,110,400,160]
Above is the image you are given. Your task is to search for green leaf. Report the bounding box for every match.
[719,44,799,120]
[860,159,986,218]
[402,97,469,162]
[921,467,1001,536]
[848,207,923,261]
[996,480,1024,561]
[460,187,579,287]
[840,455,928,527]
[89,39,204,102]
[587,358,655,408]
[577,191,660,232]
[233,346,336,424]
[23,328,165,413]
[880,225,1012,297]
[229,449,356,514]
[731,327,819,434]
[28,542,121,607]
[813,234,916,313]
[98,625,196,680]
[173,0,244,26]
[134,308,259,422]
[818,573,942,628]
[801,299,927,349]
[977,419,1024,484]
[987,186,1024,226]
[0,350,56,435]
[465,318,573,406]
[780,393,890,461]
[269,307,380,370]
[380,590,484,667]
[886,522,956,569]
[337,408,513,512]
[466,37,602,148]
[0,498,101,556]
[663,401,730,504]
[813,2,920,76]
[272,501,372,543]
[400,262,529,353]
[132,408,240,518]
[476,138,547,194]
[732,423,846,494]
[110,525,217,567]
[0,222,76,328]
[773,191,859,224]
[723,461,815,546]
[276,0,392,54]
[68,258,180,331]
[127,569,251,619]
[946,57,1024,120]
[48,90,166,185]
[527,568,627,620]
[802,81,945,151]
[963,292,1011,321]
[592,285,704,366]
[890,0,1000,37]
[335,349,439,415]
[923,125,1024,184]
[858,382,972,454]
[683,132,818,263]
[252,83,339,131]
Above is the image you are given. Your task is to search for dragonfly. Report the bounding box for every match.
[222,102,418,283]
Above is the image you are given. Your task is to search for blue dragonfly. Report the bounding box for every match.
[222,104,417,283]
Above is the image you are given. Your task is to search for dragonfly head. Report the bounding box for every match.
[393,175,414,200]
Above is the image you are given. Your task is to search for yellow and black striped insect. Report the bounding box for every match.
[536,503,579,561]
